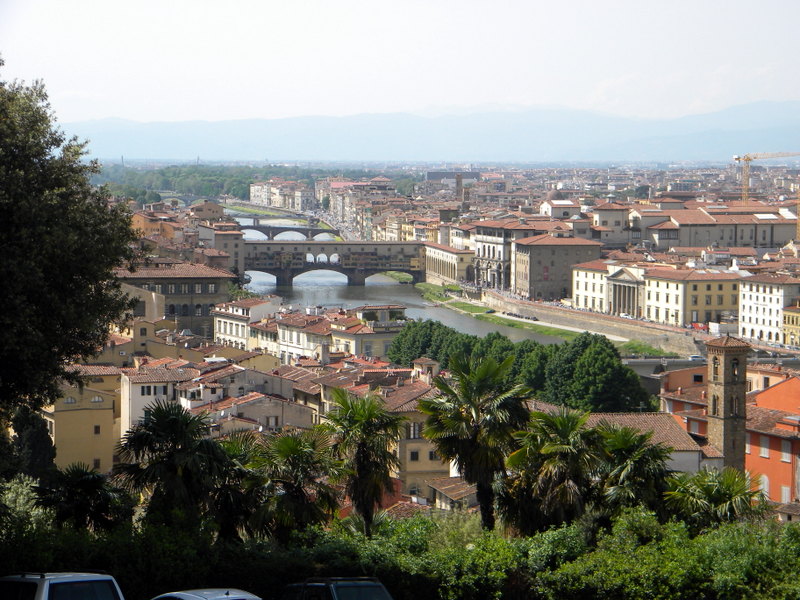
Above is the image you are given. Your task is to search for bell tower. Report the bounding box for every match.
[705,336,750,471]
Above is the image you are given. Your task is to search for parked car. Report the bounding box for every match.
[151,590,261,600]
[282,577,393,600]
[688,354,705,361]
[0,572,126,600]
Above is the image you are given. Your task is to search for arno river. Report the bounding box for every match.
[236,215,563,345]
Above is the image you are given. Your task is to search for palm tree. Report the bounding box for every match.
[252,428,342,543]
[419,353,530,530]
[509,408,600,527]
[595,421,672,516]
[35,462,133,531]
[324,388,404,538]
[114,400,228,528]
[207,431,270,543]
[664,467,768,532]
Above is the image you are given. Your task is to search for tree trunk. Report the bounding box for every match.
[476,480,495,530]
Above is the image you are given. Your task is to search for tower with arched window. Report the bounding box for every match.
[705,336,750,471]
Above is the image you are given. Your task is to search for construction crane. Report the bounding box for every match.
[733,152,800,204]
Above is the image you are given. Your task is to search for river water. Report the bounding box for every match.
[235,213,564,345]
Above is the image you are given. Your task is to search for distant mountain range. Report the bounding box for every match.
[62,101,800,163]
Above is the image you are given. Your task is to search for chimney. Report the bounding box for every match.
[677,386,682,395]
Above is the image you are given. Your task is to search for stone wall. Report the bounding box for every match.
[481,291,704,356]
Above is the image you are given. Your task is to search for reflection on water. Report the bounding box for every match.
[246,270,563,345]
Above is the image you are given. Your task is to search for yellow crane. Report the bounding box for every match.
[733,152,800,204]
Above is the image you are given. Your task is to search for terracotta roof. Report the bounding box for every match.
[426,476,476,501]
[514,234,603,246]
[384,501,434,519]
[573,259,617,272]
[648,220,680,230]
[115,263,235,279]
[645,268,742,282]
[705,335,751,349]
[124,367,199,383]
[587,412,705,452]
[743,273,800,285]
[67,364,122,377]
[594,202,630,210]
[379,381,434,413]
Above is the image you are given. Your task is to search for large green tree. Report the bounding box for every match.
[114,400,228,528]
[0,63,138,416]
[570,340,651,411]
[324,389,404,538]
[34,462,133,531]
[665,467,768,532]
[419,353,531,530]
[11,406,56,483]
[254,428,342,543]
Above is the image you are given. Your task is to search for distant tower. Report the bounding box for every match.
[455,173,464,202]
[705,336,750,471]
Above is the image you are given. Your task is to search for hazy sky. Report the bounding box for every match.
[2,0,798,123]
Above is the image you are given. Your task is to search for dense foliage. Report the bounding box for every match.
[0,64,138,416]
[0,500,795,600]
[390,322,652,412]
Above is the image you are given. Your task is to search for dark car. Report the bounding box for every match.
[282,578,393,600]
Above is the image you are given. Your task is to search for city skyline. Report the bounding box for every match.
[2,0,799,124]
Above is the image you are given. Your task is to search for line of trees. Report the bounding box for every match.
[389,321,654,412]
[92,164,422,201]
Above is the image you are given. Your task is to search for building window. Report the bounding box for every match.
[139,327,147,336]
[782,439,791,462]
[760,435,770,458]
[761,474,770,497]
[195,283,203,294]
[745,434,751,454]
[94,425,101,435]
[141,385,152,396]
[209,283,217,293]
[409,422,422,439]
[782,486,791,503]
[93,458,101,470]
[64,396,77,404]
[429,450,439,461]
[91,395,103,403]
[409,450,419,461]
[195,304,203,316]
[181,284,189,294]
[168,284,176,294]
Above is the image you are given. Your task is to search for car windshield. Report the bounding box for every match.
[50,580,121,600]
[0,581,38,600]
[332,584,393,600]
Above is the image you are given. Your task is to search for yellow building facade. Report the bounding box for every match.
[41,366,122,473]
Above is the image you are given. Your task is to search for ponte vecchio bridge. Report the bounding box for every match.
[243,240,425,286]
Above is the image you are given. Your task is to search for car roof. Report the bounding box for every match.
[2,573,116,581]
[152,589,261,600]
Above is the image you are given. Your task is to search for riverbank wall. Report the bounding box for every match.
[480,291,705,356]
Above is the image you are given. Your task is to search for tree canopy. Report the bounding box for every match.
[389,323,652,412]
[0,64,138,416]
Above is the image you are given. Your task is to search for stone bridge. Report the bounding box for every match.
[244,240,425,286]
[240,221,340,240]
